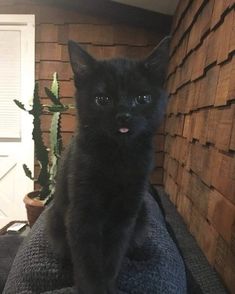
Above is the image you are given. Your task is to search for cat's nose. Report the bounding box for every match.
[116,112,132,123]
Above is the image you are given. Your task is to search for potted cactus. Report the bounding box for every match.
[14,73,71,226]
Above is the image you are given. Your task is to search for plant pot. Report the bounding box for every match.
[23,191,45,227]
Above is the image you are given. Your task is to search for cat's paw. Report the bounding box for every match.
[127,246,151,261]
[107,280,117,294]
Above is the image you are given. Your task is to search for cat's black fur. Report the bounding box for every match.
[46,37,170,294]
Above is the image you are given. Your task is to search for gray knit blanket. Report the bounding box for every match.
[3,194,187,294]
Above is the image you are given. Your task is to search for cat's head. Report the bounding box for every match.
[68,37,170,141]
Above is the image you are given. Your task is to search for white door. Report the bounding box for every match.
[0,15,35,229]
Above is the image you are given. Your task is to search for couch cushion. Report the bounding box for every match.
[0,235,24,293]
[3,193,187,294]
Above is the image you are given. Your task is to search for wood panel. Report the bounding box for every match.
[0,0,168,185]
[164,1,235,292]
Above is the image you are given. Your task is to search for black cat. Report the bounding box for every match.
[46,37,170,294]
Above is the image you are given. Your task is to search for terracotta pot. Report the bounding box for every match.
[23,191,45,227]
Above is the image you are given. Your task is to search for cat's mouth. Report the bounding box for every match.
[118,127,130,134]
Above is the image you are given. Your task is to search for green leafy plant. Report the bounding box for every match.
[14,73,73,203]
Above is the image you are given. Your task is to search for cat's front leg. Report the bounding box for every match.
[103,220,135,294]
[46,206,70,261]
[66,205,106,294]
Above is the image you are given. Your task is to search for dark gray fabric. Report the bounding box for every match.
[0,235,24,293]
[156,187,228,294]
[3,193,187,294]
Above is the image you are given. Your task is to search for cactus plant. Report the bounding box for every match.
[14,73,72,203]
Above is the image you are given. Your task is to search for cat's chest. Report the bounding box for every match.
[96,148,149,180]
[73,139,152,189]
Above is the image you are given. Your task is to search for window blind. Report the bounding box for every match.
[0,30,21,139]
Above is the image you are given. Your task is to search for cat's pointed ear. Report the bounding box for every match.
[144,36,171,83]
[68,40,95,76]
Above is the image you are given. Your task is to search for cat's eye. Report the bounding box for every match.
[95,95,112,106]
[135,94,152,105]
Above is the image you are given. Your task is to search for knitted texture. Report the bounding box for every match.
[0,235,24,293]
[4,194,186,294]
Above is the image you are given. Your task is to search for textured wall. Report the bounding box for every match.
[164,0,235,291]
[0,0,166,185]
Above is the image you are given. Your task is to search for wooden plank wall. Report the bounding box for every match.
[164,0,235,291]
[0,0,166,185]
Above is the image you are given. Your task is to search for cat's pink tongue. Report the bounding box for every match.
[119,128,129,133]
